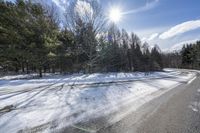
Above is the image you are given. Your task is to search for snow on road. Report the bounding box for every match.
[0,69,195,132]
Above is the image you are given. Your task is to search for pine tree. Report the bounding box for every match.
[151,45,163,70]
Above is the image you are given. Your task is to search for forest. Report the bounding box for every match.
[164,41,200,69]
[0,0,199,77]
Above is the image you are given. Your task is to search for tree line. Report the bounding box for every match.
[0,0,163,77]
[162,41,200,69]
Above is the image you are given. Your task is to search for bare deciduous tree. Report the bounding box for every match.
[64,0,106,72]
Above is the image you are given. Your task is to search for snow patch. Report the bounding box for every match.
[0,69,195,132]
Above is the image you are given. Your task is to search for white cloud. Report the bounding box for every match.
[123,0,159,15]
[170,39,198,51]
[159,20,200,39]
[148,33,159,41]
[141,33,159,43]
[141,37,147,43]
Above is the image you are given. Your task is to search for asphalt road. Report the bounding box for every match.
[97,72,200,133]
[61,71,200,133]
[136,73,200,133]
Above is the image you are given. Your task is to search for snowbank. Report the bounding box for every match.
[0,69,196,132]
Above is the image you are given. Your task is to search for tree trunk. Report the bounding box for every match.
[26,62,29,74]
[15,66,19,73]
[39,68,42,77]
[22,62,25,73]
[52,66,55,73]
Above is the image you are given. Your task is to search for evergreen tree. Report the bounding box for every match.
[0,0,166,76]
[151,45,163,70]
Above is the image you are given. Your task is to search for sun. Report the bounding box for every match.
[109,7,122,23]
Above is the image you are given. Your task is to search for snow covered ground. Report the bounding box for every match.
[0,69,196,132]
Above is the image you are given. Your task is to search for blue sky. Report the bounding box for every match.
[100,0,200,51]
[7,0,200,51]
